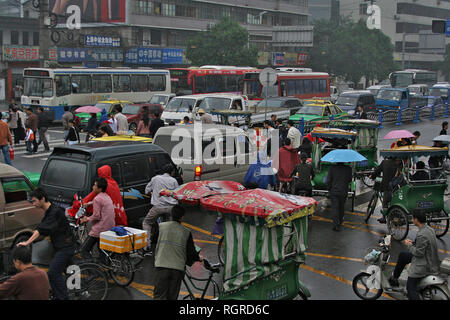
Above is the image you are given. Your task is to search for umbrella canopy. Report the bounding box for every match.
[75,106,101,114]
[320,149,367,163]
[199,189,317,228]
[433,135,450,144]
[383,130,415,140]
[159,180,246,205]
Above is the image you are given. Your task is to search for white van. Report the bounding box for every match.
[161,94,209,124]
[408,84,429,97]
[153,124,257,183]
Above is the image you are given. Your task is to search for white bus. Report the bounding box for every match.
[21,67,171,121]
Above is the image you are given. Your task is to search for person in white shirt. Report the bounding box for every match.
[113,105,129,134]
[107,113,118,134]
[287,120,302,149]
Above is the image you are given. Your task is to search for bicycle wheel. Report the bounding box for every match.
[361,174,375,188]
[68,263,108,300]
[109,253,134,287]
[428,210,450,238]
[352,272,383,300]
[387,207,409,241]
[217,236,225,266]
[365,192,378,223]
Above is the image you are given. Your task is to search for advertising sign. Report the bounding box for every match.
[58,48,123,62]
[272,52,285,66]
[125,48,184,64]
[50,0,127,24]
[85,35,121,47]
[2,45,39,61]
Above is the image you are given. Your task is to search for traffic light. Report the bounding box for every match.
[432,20,446,33]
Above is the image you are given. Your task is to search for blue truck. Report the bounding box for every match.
[375,87,427,111]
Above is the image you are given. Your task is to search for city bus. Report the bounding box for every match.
[389,69,437,88]
[168,66,258,96]
[242,71,331,102]
[21,67,171,121]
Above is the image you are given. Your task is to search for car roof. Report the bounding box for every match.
[0,164,26,178]
[340,90,372,96]
[262,96,300,101]
[96,100,131,104]
[52,141,166,161]
[155,124,246,137]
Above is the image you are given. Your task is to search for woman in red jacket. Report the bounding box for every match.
[272,138,300,193]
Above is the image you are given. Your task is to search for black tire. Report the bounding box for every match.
[293,291,308,300]
[352,272,383,300]
[67,263,108,300]
[218,236,225,266]
[428,210,450,238]
[365,192,378,223]
[109,253,134,287]
[387,207,409,241]
[421,285,450,300]
[129,122,137,132]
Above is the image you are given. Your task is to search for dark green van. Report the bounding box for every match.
[38,141,183,228]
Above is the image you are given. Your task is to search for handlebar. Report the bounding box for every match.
[203,258,221,274]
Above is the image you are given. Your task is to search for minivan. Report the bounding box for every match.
[0,164,43,250]
[153,124,257,183]
[335,90,376,116]
[161,94,209,124]
[38,141,183,228]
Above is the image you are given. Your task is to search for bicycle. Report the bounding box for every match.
[182,258,222,300]
[365,178,384,223]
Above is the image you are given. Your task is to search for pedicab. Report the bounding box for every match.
[160,181,318,300]
[329,119,380,187]
[379,144,450,241]
[310,126,359,210]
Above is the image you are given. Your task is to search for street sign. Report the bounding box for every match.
[259,68,277,86]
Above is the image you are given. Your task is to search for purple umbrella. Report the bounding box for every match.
[75,106,101,114]
[383,130,415,140]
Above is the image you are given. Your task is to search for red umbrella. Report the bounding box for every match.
[159,180,246,205]
[199,189,317,227]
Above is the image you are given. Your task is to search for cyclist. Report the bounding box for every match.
[152,205,202,300]
[0,246,49,300]
[17,188,76,300]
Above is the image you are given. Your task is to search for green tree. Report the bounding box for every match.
[186,18,258,67]
[307,17,396,85]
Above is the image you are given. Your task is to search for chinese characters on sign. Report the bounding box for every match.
[85,35,121,47]
[3,45,40,61]
[58,48,123,62]
[125,48,183,64]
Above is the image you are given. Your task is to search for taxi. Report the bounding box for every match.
[77,99,132,129]
[289,99,348,123]
[92,134,153,143]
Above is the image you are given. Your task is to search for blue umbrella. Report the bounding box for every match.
[321,149,367,163]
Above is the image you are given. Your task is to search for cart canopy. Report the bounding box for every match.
[380,145,449,158]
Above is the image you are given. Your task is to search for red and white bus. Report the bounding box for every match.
[168,66,258,96]
[242,71,331,102]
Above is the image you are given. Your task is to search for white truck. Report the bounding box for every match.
[162,93,291,127]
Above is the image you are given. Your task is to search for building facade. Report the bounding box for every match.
[340,0,450,71]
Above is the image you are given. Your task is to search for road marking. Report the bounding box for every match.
[182,222,222,239]
[22,152,53,159]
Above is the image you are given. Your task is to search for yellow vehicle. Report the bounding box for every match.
[92,135,152,143]
[77,100,132,128]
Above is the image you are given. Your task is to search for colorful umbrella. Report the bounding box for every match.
[159,180,246,205]
[75,106,101,114]
[320,149,367,163]
[383,130,415,140]
[199,189,317,228]
[433,135,450,144]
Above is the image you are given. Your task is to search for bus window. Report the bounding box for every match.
[71,75,92,94]
[304,80,312,94]
[295,80,304,94]
[55,75,71,97]
[194,76,206,94]
[113,75,131,92]
[319,79,327,93]
[287,80,295,95]
[131,75,148,92]
[92,75,112,93]
[312,79,320,94]
[149,75,166,91]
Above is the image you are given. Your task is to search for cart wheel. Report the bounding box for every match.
[293,291,308,300]
[365,192,378,223]
[387,207,409,241]
[428,210,449,238]
[109,253,134,287]
[352,272,383,300]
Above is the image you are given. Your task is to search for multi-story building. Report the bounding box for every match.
[340,0,450,71]
[309,0,340,22]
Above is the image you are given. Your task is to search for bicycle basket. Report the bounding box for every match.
[364,248,381,264]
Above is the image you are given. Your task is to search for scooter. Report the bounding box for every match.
[352,235,450,300]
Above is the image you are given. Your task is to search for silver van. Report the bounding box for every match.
[161,94,209,124]
[153,124,257,183]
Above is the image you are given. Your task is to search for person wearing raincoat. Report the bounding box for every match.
[244,150,276,190]
[82,165,128,227]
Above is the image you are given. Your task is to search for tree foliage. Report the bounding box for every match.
[186,18,258,67]
[307,17,397,85]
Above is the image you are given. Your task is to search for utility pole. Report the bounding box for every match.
[39,0,52,67]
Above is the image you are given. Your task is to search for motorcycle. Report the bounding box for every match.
[352,235,450,300]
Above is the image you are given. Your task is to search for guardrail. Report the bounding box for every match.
[366,103,449,128]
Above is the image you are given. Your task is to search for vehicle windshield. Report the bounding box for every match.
[409,87,420,93]
[257,99,283,107]
[199,97,232,111]
[430,88,449,98]
[24,77,53,97]
[336,96,358,106]
[149,95,168,105]
[377,90,402,101]
[122,104,141,115]
[165,98,196,112]
[391,73,413,87]
[95,103,114,113]
[296,106,323,115]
